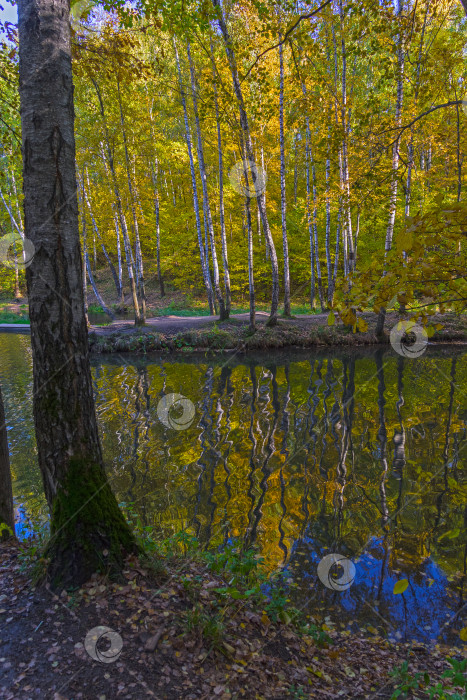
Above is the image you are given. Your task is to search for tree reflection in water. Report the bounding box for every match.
[1,333,465,645]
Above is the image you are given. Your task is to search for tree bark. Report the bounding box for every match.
[0,384,14,539]
[17,0,136,588]
[405,1,429,221]
[309,152,325,311]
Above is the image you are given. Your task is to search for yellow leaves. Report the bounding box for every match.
[355,317,368,333]
[396,226,413,254]
[397,292,408,306]
[261,611,270,626]
[460,627,467,642]
[327,311,335,326]
[393,579,408,595]
[340,308,356,327]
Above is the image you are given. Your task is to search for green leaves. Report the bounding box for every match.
[437,528,461,542]
[393,579,408,595]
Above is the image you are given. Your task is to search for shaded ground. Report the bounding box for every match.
[0,540,464,699]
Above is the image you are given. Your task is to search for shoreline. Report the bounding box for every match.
[0,311,466,355]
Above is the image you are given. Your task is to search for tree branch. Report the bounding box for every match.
[240,0,333,83]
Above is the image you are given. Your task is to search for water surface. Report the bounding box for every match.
[1,333,465,645]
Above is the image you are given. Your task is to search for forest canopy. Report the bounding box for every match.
[0,0,466,327]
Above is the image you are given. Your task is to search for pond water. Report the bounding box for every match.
[1,332,466,647]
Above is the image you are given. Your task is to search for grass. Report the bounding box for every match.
[0,310,30,324]
[18,502,332,652]
[389,658,467,699]
[119,505,332,646]
[72,300,324,319]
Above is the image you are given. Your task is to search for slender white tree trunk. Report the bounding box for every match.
[311,155,325,311]
[93,84,141,324]
[305,120,315,309]
[151,160,165,297]
[279,37,291,316]
[376,0,405,337]
[114,213,124,305]
[173,38,215,314]
[82,170,121,300]
[116,76,146,323]
[241,138,256,331]
[210,39,231,317]
[187,41,226,319]
[405,0,429,219]
[325,133,332,302]
[213,0,279,326]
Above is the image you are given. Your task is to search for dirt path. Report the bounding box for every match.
[91,311,331,336]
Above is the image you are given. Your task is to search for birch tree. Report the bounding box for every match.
[17,0,136,586]
[213,0,280,326]
[375,0,405,338]
[174,38,215,314]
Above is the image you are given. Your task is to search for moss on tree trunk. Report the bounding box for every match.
[46,458,136,589]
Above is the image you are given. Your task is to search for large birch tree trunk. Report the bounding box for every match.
[17,0,136,587]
